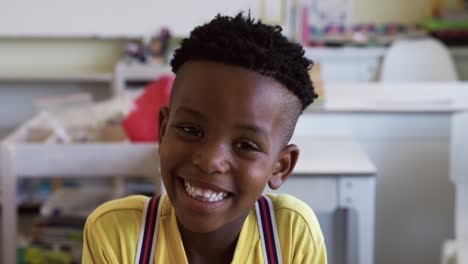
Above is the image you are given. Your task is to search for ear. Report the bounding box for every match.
[158,106,169,142]
[268,144,299,190]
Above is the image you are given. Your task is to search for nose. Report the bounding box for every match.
[192,140,230,175]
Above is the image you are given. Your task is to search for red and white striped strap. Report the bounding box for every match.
[135,196,162,264]
[255,195,282,264]
[135,195,282,264]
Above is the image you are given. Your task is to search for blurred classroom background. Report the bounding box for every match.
[1,0,468,263]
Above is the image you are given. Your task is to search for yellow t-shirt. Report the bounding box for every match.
[82,194,327,263]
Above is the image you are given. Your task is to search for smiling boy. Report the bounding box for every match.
[82,13,327,264]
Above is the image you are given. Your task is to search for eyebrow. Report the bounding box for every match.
[234,124,269,141]
[175,107,269,140]
[174,107,207,121]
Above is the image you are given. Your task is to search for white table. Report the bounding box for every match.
[266,136,377,264]
[0,115,162,264]
[303,83,468,264]
[452,112,468,241]
[448,111,468,264]
[1,126,376,264]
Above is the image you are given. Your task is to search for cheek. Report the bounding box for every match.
[159,135,194,179]
[160,133,184,162]
[159,144,170,170]
[159,139,180,176]
[236,160,272,195]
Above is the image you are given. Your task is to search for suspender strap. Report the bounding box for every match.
[135,196,162,264]
[136,195,280,264]
[255,196,283,264]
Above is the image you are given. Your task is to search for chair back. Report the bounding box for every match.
[380,38,458,82]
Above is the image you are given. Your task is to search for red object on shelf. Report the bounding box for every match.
[122,74,175,142]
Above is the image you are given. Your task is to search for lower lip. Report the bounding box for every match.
[176,177,229,212]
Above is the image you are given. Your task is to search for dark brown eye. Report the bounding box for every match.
[234,140,260,152]
[176,125,203,138]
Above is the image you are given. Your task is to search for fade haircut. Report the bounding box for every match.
[170,12,317,143]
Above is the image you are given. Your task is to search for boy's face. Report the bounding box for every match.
[158,61,299,233]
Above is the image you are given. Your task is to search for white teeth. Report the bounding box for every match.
[203,190,212,197]
[184,180,228,202]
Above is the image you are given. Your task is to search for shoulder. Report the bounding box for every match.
[83,195,166,263]
[86,195,148,225]
[266,193,320,227]
[265,194,325,251]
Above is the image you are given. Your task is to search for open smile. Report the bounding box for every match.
[176,177,232,210]
[184,180,228,202]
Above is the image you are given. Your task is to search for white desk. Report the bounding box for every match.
[1,121,376,264]
[0,115,162,264]
[451,111,468,240]
[447,111,468,264]
[267,136,377,264]
[299,83,468,264]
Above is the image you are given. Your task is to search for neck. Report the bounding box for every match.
[178,213,248,263]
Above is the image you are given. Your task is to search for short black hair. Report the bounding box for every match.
[170,12,317,111]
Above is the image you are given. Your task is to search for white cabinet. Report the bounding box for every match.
[305,47,385,83]
[305,46,468,83]
[0,113,163,264]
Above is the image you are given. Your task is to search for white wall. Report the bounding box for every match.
[353,0,432,24]
[0,0,261,37]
